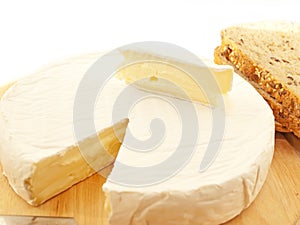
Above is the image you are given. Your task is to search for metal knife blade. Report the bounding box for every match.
[0,215,77,225]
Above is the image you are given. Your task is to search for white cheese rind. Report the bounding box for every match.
[103,74,275,225]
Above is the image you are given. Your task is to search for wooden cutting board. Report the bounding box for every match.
[0,132,300,225]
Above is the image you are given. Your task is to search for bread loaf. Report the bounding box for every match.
[214,21,300,137]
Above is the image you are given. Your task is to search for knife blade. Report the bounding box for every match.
[0,215,77,225]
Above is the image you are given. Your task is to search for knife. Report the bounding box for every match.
[0,215,77,225]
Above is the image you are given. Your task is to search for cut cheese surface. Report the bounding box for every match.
[102,74,275,225]
[117,50,233,105]
[0,53,129,206]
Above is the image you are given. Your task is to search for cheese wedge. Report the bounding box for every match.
[102,74,275,225]
[116,50,233,105]
[0,54,128,206]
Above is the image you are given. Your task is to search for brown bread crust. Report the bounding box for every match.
[214,39,300,137]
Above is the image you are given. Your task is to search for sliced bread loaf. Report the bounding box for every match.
[214,21,300,137]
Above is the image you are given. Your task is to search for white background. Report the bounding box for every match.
[0,0,299,84]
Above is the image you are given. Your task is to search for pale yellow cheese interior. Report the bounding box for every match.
[116,51,233,105]
[29,119,128,205]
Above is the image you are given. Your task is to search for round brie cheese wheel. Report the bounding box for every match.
[0,51,274,224]
[102,74,275,225]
